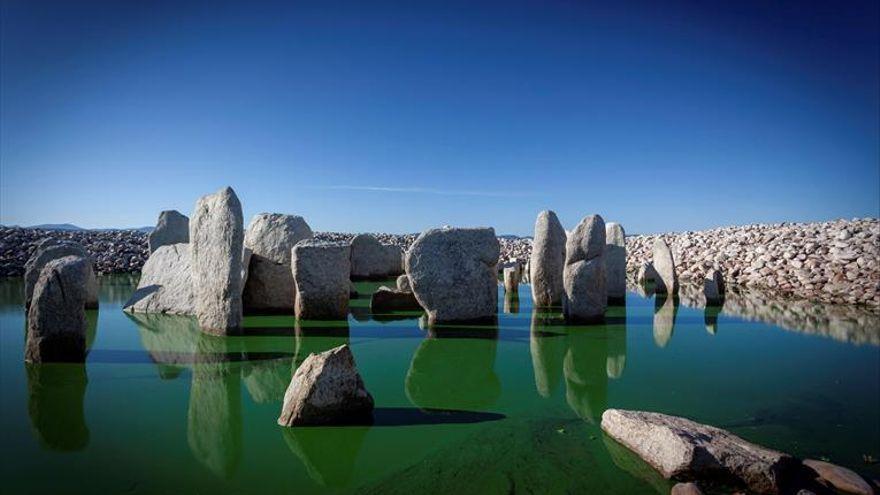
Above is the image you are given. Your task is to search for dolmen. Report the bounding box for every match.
[24,239,98,311]
[562,215,607,323]
[529,210,566,307]
[26,255,95,363]
[278,344,374,426]
[148,210,189,254]
[349,234,404,280]
[291,240,351,320]
[604,222,626,303]
[652,238,678,295]
[242,213,313,313]
[405,227,500,325]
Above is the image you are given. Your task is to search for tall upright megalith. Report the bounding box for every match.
[605,222,626,303]
[562,215,607,323]
[529,210,567,307]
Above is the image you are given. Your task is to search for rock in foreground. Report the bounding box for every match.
[277,344,374,426]
[24,239,98,311]
[123,243,195,315]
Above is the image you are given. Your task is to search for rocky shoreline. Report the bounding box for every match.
[2,217,877,308]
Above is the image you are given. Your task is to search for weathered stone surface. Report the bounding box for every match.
[396,274,412,292]
[601,409,802,494]
[703,269,725,305]
[244,213,313,265]
[605,222,627,301]
[190,187,244,335]
[26,256,94,363]
[503,266,520,293]
[148,210,189,254]
[638,262,658,284]
[124,243,195,315]
[370,286,422,312]
[292,240,351,320]
[563,215,607,322]
[277,344,374,426]
[653,239,678,295]
[24,239,98,311]
[803,459,873,495]
[350,234,404,280]
[242,213,312,313]
[530,210,567,307]
[671,482,703,495]
[405,227,500,324]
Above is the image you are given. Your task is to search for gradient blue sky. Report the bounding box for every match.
[1,0,878,235]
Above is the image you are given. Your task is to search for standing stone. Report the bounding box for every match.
[350,234,404,280]
[190,187,244,335]
[637,262,658,284]
[503,266,520,293]
[529,211,567,307]
[292,240,351,320]
[605,222,626,302]
[405,227,500,324]
[26,256,93,363]
[396,274,412,292]
[278,344,374,426]
[123,243,195,315]
[242,213,313,313]
[24,239,98,311]
[563,215,607,323]
[652,239,678,295]
[148,210,189,254]
[703,269,726,306]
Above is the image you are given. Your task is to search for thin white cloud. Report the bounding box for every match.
[312,185,533,198]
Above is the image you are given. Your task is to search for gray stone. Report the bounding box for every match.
[652,239,678,295]
[601,409,801,494]
[370,286,422,312]
[242,213,313,313]
[396,274,412,292]
[350,234,404,280]
[26,256,93,363]
[190,186,244,335]
[277,344,374,426]
[671,482,703,495]
[124,243,195,315]
[24,239,97,311]
[148,210,189,254]
[405,227,500,324]
[703,269,726,305]
[529,210,567,307]
[605,222,626,301]
[803,459,873,495]
[503,266,520,293]
[563,215,607,322]
[292,240,351,320]
[637,262,658,284]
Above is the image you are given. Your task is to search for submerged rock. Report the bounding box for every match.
[802,459,873,495]
[652,239,678,295]
[605,222,627,302]
[148,210,189,254]
[277,344,374,426]
[563,215,607,323]
[350,233,404,280]
[370,286,422,312]
[291,240,351,320]
[24,239,98,311]
[405,227,500,324]
[529,210,567,307]
[242,213,313,313]
[124,243,195,315]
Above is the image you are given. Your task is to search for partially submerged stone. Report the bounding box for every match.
[26,256,94,363]
[291,240,351,320]
[277,344,374,426]
[124,243,195,315]
[529,210,567,307]
[703,269,726,305]
[803,459,873,495]
[370,286,422,313]
[405,227,499,324]
[652,239,678,295]
[563,215,607,323]
[350,234,404,280]
[24,239,97,311]
[605,222,627,302]
[242,213,313,313]
[503,266,520,293]
[190,186,244,335]
[148,210,189,254]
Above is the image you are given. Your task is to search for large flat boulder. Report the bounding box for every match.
[242,213,313,313]
[190,186,244,335]
[26,256,94,363]
[601,409,803,494]
[148,210,189,254]
[291,240,351,320]
[529,210,567,307]
[405,227,500,324]
[277,344,374,426]
[563,215,607,322]
[124,243,195,315]
[24,239,98,311]
[350,234,404,280]
[604,222,626,302]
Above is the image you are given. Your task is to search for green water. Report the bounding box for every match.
[0,276,877,494]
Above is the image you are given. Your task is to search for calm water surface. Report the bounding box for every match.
[0,275,878,494]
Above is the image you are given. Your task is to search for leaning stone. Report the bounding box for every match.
[24,240,98,311]
[563,215,607,322]
[350,234,404,280]
[242,213,313,313]
[503,266,520,293]
[405,227,500,324]
[671,482,703,495]
[529,210,567,307]
[370,286,422,312]
[148,210,189,254]
[277,344,374,426]
[703,269,726,305]
[601,409,802,494]
[190,186,244,335]
[396,274,412,292]
[605,222,627,302]
[124,243,195,315]
[26,256,93,363]
[803,459,873,495]
[652,239,678,295]
[292,240,351,320]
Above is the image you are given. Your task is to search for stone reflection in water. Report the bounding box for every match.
[529,310,566,398]
[564,328,609,424]
[406,332,501,411]
[704,302,724,335]
[653,295,678,348]
[98,273,141,305]
[128,312,202,379]
[26,363,89,451]
[294,320,350,370]
[606,303,627,379]
[242,356,293,404]
[187,334,243,479]
[281,426,369,488]
[503,291,520,314]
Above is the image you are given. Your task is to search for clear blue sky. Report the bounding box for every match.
[1,0,877,235]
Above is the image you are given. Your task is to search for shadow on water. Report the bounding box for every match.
[25,363,90,452]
